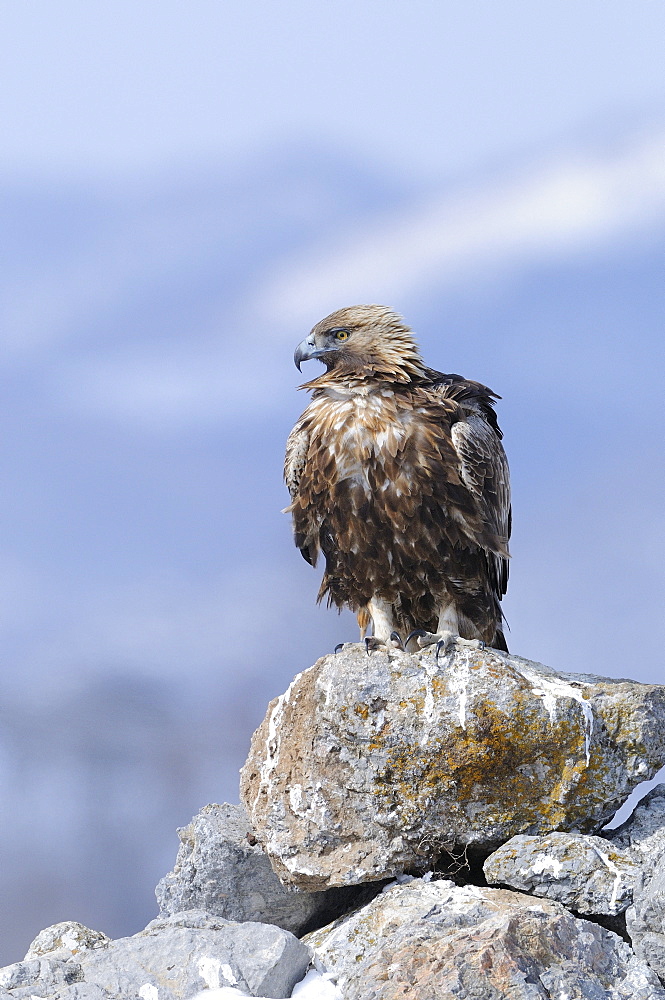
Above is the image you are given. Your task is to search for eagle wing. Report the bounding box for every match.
[450,410,511,597]
[284,417,321,566]
[284,418,309,502]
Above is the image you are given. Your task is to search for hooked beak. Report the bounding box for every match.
[294,335,330,372]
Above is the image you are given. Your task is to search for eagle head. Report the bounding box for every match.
[294,305,427,383]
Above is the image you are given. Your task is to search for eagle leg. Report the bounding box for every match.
[406,603,486,658]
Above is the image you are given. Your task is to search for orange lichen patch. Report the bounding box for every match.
[367,718,392,752]
[368,687,600,837]
[430,674,449,697]
[477,658,510,680]
[354,703,370,721]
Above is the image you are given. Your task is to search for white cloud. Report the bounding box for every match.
[255,128,665,327]
[51,124,665,430]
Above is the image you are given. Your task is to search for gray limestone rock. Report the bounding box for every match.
[156,802,347,935]
[609,783,665,882]
[54,990,108,1000]
[609,785,665,983]
[0,956,82,993]
[483,831,640,914]
[240,644,665,889]
[25,922,111,960]
[53,990,108,1000]
[12,988,108,1000]
[305,876,665,1000]
[627,866,665,983]
[0,911,310,999]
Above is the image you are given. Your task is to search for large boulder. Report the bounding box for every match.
[240,643,665,889]
[156,803,352,935]
[483,831,640,915]
[305,876,665,1000]
[0,912,310,1000]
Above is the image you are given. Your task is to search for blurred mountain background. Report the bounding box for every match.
[1,0,664,965]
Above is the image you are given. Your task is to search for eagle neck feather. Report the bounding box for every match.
[300,359,427,394]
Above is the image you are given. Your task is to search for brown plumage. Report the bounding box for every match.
[284,305,511,651]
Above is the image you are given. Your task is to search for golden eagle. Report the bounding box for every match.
[284,305,511,654]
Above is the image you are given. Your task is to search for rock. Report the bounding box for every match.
[627,866,665,983]
[609,783,665,882]
[20,987,107,1000]
[483,831,640,915]
[0,956,82,993]
[609,785,665,983]
[0,912,310,1000]
[25,921,111,960]
[240,644,665,889]
[156,803,352,936]
[188,969,343,1000]
[305,876,665,1000]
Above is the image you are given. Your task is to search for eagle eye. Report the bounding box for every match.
[332,329,350,341]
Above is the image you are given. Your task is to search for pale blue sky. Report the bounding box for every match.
[2,0,665,179]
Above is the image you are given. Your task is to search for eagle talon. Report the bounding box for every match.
[405,629,428,651]
[406,629,439,649]
[389,631,405,651]
[334,643,345,654]
[435,632,456,662]
[365,635,391,654]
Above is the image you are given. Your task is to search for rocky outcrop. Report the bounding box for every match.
[156,803,353,936]
[483,831,640,915]
[240,643,665,889]
[0,912,310,1000]
[305,876,665,1000]
[3,646,665,998]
